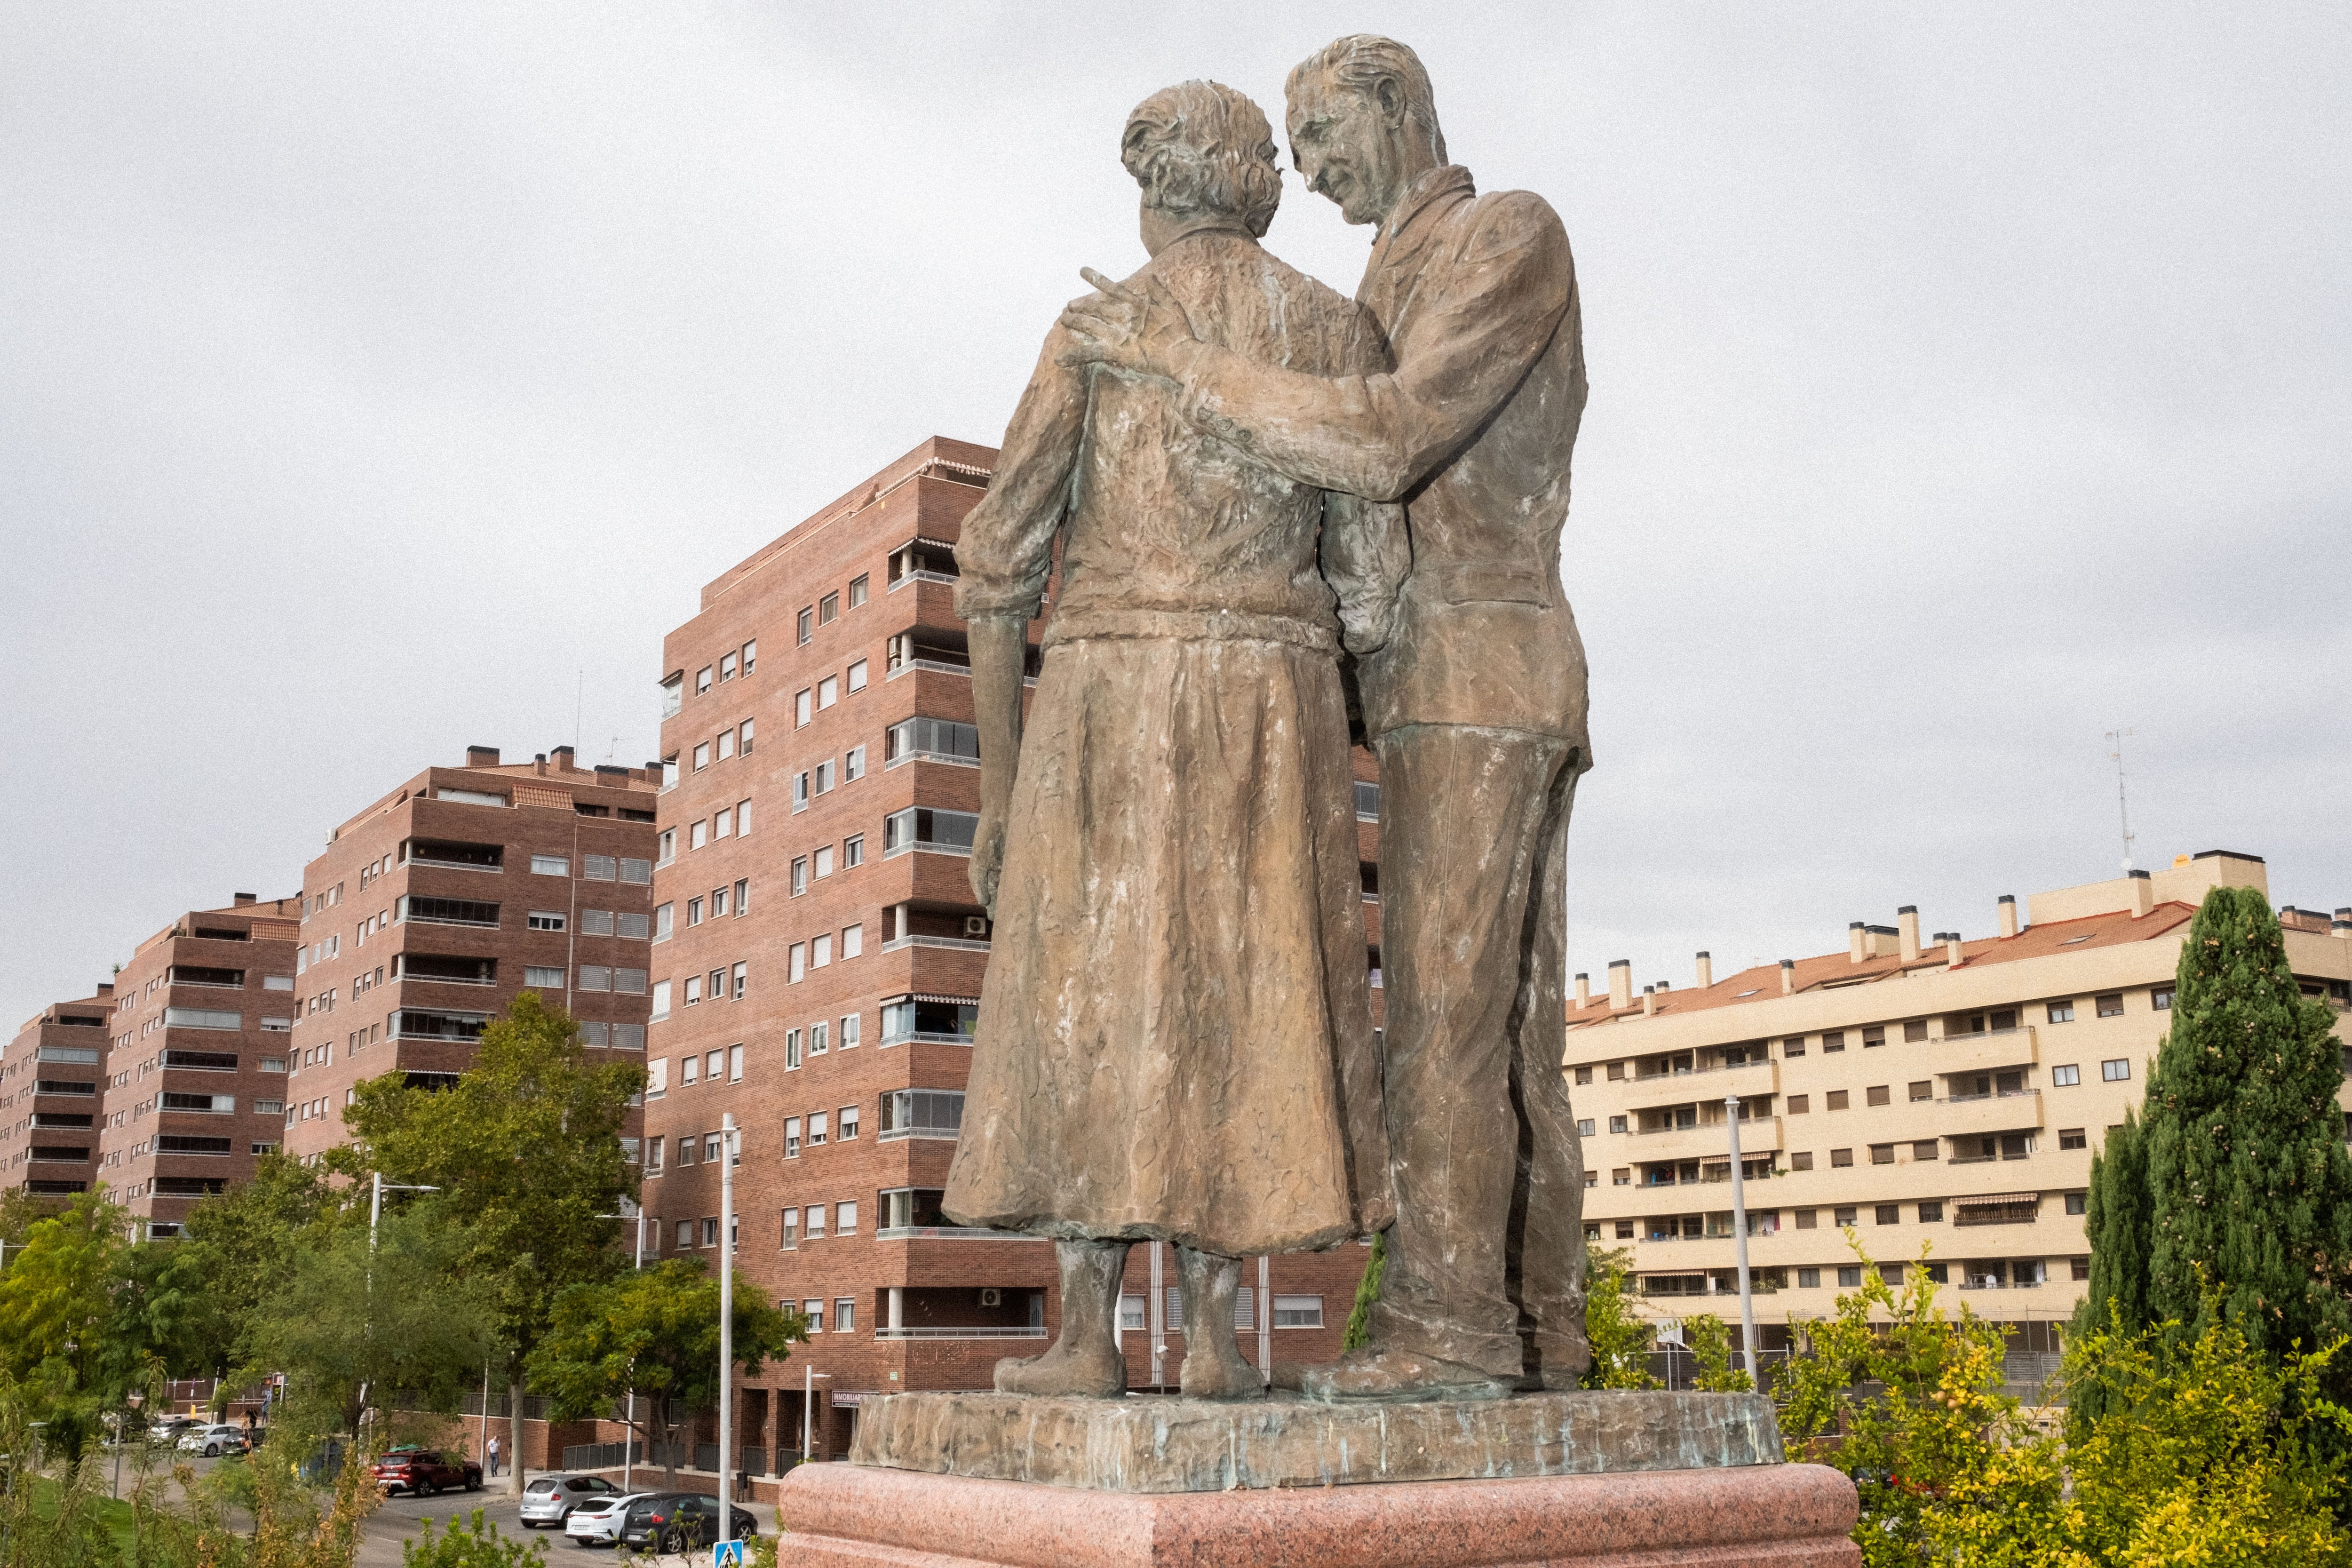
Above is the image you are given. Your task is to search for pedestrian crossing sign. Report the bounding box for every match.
[714,1543,747,1566]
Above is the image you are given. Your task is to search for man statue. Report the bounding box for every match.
[942,79,1406,1400]
[1059,34,1592,1402]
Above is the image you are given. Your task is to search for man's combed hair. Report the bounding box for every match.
[1121,80,1283,239]
[1289,34,1447,166]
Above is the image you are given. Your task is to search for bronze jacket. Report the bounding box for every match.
[1165,164,1591,759]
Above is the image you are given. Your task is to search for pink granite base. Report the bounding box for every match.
[778,1460,1860,1567]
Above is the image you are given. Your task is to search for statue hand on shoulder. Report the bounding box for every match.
[1057,268,1196,381]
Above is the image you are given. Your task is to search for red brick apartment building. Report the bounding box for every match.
[641,437,1383,1472]
[93,896,302,1238]
[4,987,117,1199]
[283,748,660,1162]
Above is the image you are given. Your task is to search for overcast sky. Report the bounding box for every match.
[4,3,2346,1026]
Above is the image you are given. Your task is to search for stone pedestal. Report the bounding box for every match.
[777,1460,1861,1567]
[777,1391,1860,1565]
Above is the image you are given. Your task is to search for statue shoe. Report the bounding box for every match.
[993,1337,1127,1399]
[1178,1345,1268,1401]
[1298,1346,1514,1404]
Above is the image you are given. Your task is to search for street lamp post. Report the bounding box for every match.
[802,1366,830,1463]
[361,1173,439,1439]
[596,1198,649,1488]
[718,1114,737,1526]
[1724,1096,1757,1386]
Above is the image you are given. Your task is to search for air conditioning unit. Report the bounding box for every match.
[965,916,989,937]
[979,1288,1002,1307]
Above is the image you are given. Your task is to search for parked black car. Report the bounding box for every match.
[616,1492,757,1553]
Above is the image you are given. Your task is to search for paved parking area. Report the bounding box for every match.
[354,1472,776,1566]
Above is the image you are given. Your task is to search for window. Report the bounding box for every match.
[794,772,810,812]
[2047,999,2075,1023]
[587,854,619,881]
[654,903,674,940]
[782,1207,799,1249]
[742,639,756,673]
[681,1054,700,1087]
[1787,1094,1809,1114]
[652,981,671,1021]
[845,744,866,781]
[1830,1148,1853,1168]
[785,1117,801,1157]
[848,573,868,607]
[1607,1114,1627,1133]
[658,828,676,864]
[1866,1085,1891,1107]
[1863,1027,1885,1048]
[662,673,684,716]
[835,1200,857,1234]
[884,806,980,856]
[715,807,733,839]
[785,1028,802,1070]
[739,719,754,756]
[1576,1118,1596,1137]
[717,730,734,762]
[684,974,703,1005]
[797,607,814,644]
[694,742,710,771]
[1903,1020,1928,1042]
[2052,1063,2081,1087]
[1908,1080,1933,1102]
[1869,1144,1894,1165]
[1837,1266,1862,1288]
[1790,1151,1814,1171]
[1794,1208,1818,1230]
[814,844,834,878]
[691,820,708,851]
[1797,1267,1821,1289]
[702,1217,720,1248]
[2072,1257,2091,1281]
[1875,1204,1900,1225]
[1915,1139,1939,1160]
[697,664,715,695]
[2101,1059,2130,1082]
[1909,1200,1942,1223]
[2059,1128,2087,1150]
[844,834,865,868]
[790,944,805,982]
[677,1220,695,1249]
[886,716,981,766]
[1574,1067,1593,1086]
[735,878,750,913]
[720,650,738,682]
[2095,993,2125,1018]
[815,589,838,626]
[818,675,839,708]
[531,855,569,877]
[1834,1206,1859,1226]
[814,759,834,795]
[810,1021,829,1056]
[581,908,616,936]
[732,962,747,999]
[1822,1030,1846,1052]
[811,934,831,969]
[791,858,808,897]
[880,1088,965,1139]
[847,658,867,692]
[1825,1090,1849,1111]
[805,1206,826,1240]
[524,965,564,988]
[796,689,812,726]
[1781,1035,1806,1058]
[834,1295,856,1333]
[838,1103,859,1139]
[1271,1295,1324,1329]
[2152,985,2173,1011]
[2066,1191,2087,1215]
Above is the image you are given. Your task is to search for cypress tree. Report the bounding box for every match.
[2068,1106,2153,1430]
[2143,885,2352,1362]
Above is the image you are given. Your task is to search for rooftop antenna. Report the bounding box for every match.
[2105,727,2137,872]
[575,669,584,756]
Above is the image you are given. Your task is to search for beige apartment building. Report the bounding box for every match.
[1564,851,2352,1368]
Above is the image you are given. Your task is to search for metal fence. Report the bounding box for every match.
[557,1439,689,1472]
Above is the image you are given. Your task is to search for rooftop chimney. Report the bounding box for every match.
[1695,950,1713,989]
[1997,895,2019,939]
[1897,906,1921,963]
[2334,907,2351,939]
[550,745,576,772]
[1641,985,1657,1017]
[534,752,548,776]
[97,981,114,995]
[1848,921,1867,963]
[1780,958,1796,995]
[1608,959,1632,1011]
[1574,972,1591,1010]
[1940,931,1964,966]
[465,745,501,768]
[2128,868,2154,917]
[233,892,256,907]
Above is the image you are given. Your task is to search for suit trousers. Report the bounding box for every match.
[1368,722,1588,1380]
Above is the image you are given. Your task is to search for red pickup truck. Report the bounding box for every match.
[371,1448,482,1497]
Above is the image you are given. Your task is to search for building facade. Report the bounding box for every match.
[640,437,1381,1471]
[1565,851,2352,1377]
[281,748,661,1162]
[94,896,303,1237]
[4,987,117,1200]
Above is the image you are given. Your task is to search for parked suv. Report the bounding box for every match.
[616,1492,757,1554]
[371,1448,482,1497]
[518,1472,622,1528]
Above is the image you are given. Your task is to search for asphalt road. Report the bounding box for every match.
[355,1471,777,1567]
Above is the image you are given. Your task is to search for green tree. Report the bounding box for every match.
[341,993,644,1493]
[176,1154,353,1369]
[1341,1231,1385,1353]
[238,1210,498,1438]
[2071,1105,2155,1429]
[526,1259,802,1488]
[2144,887,2352,1364]
[1580,1243,1658,1390]
[2063,1297,2352,1566]
[1684,1313,1753,1393]
[0,1190,125,1385]
[1775,1236,2071,1567]
[402,1508,548,1566]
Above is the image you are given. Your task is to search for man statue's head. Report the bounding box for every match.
[1284,35,1447,229]
[1121,80,1283,254]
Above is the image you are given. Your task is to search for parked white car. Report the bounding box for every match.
[177,1424,249,1458]
[563,1490,654,1549]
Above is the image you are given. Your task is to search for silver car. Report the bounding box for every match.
[563,1489,654,1549]
[519,1472,623,1528]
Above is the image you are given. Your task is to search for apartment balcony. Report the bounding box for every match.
[1938,1088,2043,1138]
[1622,1058,1779,1110]
[871,1326,1046,1340]
[1620,1115,1781,1164]
[1926,1026,2039,1075]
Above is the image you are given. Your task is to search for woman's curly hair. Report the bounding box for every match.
[1120,80,1282,239]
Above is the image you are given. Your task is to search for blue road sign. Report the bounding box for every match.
[713,1542,747,1567]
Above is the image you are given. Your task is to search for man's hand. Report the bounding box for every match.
[1057,267,1196,381]
[969,811,1008,917]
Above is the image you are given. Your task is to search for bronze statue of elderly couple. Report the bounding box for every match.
[940,34,1594,1405]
